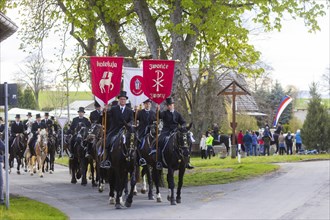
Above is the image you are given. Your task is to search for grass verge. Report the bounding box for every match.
[0,195,68,220]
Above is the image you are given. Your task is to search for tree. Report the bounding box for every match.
[15,84,24,108]
[301,82,330,151]
[15,53,49,109]
[22,88,38,110]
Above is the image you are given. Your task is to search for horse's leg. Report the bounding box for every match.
[152,167,162,202]
[125,166,137,208]
[167,168,176,205]
[91,159,97,187]
[115,170,125,209]
[108,169,115,204]
[81,158,87,186]
[69,158,77,184]
[146,165,154,200]
[16,155,21,174]
[176,162,186,203]
[49,149,55,174]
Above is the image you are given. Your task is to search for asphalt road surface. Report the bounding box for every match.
[7,160,330,220]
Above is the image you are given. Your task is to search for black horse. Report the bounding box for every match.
[157,125,192,205]
[137,123,162,201]
[69,123,86,184]
[9,133,28,174]
[44,133,56,174]
[107,126,137,209]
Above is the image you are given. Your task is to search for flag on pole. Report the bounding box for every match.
[90,57,124,106]
[123,67,148,107]
[273,95,293,127]
[142,60,175,104]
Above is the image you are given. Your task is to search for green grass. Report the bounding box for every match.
[0,195,68,220]
[39,91,93,110]
[55,156,69,167]
[295,98,330,109]
[180,154,330,186]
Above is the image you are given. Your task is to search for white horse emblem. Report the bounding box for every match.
[99,71,114,93]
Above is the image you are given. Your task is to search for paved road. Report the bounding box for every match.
[7,160,330,220]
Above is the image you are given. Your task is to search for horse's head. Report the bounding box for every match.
[38,128,48,147]
[75,122,85,134]
[176,124,192,149]
[86,123,103,143]
[76,126,88,143]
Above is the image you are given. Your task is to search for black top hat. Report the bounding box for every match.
[94,101,101,108]
[78,107,85,113]
[26,112,32,117]
[143,99,151,104]
[0,117,3,121]
[36,114,41,119]
[15,114,21,119]
[50,116,55,120]
[45,112,49,116]
[165,97,174,105]
[111,100,118,106]
[117,91,128,99]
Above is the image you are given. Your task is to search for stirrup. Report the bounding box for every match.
[139,158,147,166]
[156,161,162,170]
[100,160,111,169]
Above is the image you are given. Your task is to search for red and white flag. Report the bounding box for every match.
[90,57,124,106]
[123,67,148,107]
[142,60,175,104]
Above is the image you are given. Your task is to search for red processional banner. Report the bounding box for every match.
[90,56,124,106]
[142,60,175,104]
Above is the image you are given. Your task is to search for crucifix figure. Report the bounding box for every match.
[157,46,162,59]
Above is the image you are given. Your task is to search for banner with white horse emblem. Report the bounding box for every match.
[90,57,124,106]
[142,60,175,104]
[123,67,148,107]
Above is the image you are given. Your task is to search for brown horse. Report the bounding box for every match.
[35,128,48,177]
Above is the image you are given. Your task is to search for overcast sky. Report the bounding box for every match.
[1,7,329,93]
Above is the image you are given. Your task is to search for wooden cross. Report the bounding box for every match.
[157,46,162,59]
[217,80,251,158]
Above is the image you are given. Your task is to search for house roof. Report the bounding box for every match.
[0,12,18,42]
[218,72,260,113]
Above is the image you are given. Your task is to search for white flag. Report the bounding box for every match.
[123,67,148,107]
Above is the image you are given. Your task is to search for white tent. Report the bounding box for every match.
[6,108,46,121]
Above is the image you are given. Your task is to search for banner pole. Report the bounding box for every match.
[155,104,159,162]
[103,106,107,161]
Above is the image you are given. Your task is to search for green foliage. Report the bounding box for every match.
[287,116,303,133]
[21,88,38,110]
[0,195,67,220]
[15,84,24,108]
[301,82,330,151]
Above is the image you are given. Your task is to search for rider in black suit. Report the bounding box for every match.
[69,107,91,159]
[28,114,47,156]
[9,114,25,148]
[101,91,134,168]
[90,101,102,124]
[41,112,54,135]
[157,97,194,169]
[136,99,156,166]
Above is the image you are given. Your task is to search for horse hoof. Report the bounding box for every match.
[49,170,53,174]
[115,203,123,209]
[171,200,177,205]
[125,201,132,208]
[24,169,27,172]
[30,173,33,176]
[176,198,181,203]
[148,195,155,200]
[40,174,43,178]
[92,183,97,187]
[157,197,162,203]
[99,186,104,193]
[141,189,146,194]
[109,197,115,205]
[167,195,170,201]
[133,191,138,196]
[71,179,77,184]
[17,170,21,175]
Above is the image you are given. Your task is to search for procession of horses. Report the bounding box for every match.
[1,115,193,209]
